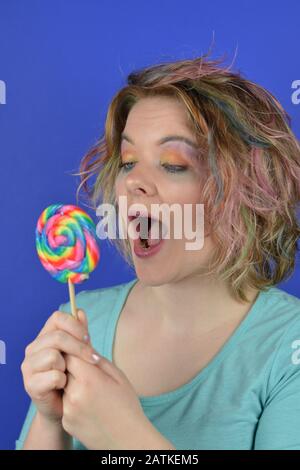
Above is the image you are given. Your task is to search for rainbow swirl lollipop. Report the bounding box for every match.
[35,204,100,317]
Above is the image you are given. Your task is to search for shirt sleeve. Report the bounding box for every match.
[253,315,300,450]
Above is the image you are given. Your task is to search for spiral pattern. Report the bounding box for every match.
[35,204,100,283]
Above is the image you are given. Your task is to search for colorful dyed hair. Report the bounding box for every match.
[73,51,300,303]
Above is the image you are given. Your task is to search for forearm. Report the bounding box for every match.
[22,411,73,450]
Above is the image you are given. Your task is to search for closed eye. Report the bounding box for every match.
[162,164,187,173]
[118,162,188,173]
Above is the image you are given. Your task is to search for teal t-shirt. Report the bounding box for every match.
[16,278,300,450]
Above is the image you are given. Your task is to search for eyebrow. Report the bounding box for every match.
[121,132,199,150]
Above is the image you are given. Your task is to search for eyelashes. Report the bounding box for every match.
[118,162,188,174]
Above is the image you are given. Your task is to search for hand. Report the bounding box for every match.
[62,312,149,450]
[20,309,102,424]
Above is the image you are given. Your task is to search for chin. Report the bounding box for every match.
[134,271,166,287]
[133,266,179,287]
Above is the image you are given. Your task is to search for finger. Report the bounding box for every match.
[77,310,90,339]
[77,309,88,329]
[36,310,89,344]
[96,354,124,383]
[26,348,66,374]
[25,330,101,366]
[65,353,120,384]
[65,354,108,380]
[25,370,67,400]
[63,369,76,394]
[64,354,98,379]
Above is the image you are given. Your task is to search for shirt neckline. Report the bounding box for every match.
[104,277,273,407]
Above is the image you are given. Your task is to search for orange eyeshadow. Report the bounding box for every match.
[120,151,135,162]
[120,142,200,166]
[160,150,188,165]
[121,150,189,164]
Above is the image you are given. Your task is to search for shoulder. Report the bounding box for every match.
[256,286,300,398]
[261,285,300,314]
[268,287,300,360]
[255,286,300,334]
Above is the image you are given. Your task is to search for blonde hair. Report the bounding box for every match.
[74,52,300,303]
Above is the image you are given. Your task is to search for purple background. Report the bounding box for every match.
[0,0,299,450]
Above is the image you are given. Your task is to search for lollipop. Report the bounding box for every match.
[35,204,100,319]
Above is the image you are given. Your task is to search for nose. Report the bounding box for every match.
[125,164,157,197]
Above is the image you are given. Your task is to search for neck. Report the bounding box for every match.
[138,274,260,334]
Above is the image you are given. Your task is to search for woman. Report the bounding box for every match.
[16,53,300,450]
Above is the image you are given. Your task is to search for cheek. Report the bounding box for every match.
[169,186,204,237]
[114,178,129,228]
[114,176,127,199]
[166,180,203,205]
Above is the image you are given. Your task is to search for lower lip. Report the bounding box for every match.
[133,237,165,258]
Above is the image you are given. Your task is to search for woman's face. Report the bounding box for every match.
[115,96,215,286]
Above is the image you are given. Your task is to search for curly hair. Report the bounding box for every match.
[73,51,300,303]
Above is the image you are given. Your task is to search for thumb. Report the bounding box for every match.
[77,309,89,332]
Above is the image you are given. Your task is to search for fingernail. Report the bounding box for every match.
[91,353,101,364]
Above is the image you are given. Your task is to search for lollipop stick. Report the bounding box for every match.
[68,278,78,319]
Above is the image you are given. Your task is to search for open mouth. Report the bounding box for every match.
[128,214,164,249]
